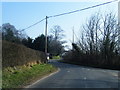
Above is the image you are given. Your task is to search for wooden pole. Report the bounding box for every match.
[72,27,74,43]
[118,1,120,53]
[45,16,48,55]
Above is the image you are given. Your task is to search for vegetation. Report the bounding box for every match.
[2,23,25,44]
[52,56,61,60]
[1,23,66,56]
[2,41,47,68]
[2,64,57,88]
[1,24,62,88]
[63,12,120,70]
[48,25,66,56]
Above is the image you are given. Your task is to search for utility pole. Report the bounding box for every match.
[72,27,74,43]
[72,27,75,50]
[45,16,48,56]
[118,1,120,53]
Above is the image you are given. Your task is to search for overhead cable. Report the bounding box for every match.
[48,0,118,18]
[21,0,118,31]
[21,18,46,31]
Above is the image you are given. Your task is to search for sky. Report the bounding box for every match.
[1,0,118,49]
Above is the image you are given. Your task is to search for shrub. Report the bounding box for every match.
[2,41,47,68]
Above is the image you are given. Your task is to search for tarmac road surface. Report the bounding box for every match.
[26,60,119,89]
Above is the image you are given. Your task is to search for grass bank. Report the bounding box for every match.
[52,56,61,59]
[50,56,61,60]
[2,64,57,88]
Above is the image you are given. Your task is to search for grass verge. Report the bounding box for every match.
[50,56,61,60]
[2,64,57,88]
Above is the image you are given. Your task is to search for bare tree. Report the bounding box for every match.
[63,12,120,69]
[49,25,66,56]
[50,25,65,41]
[78,12,119,64]
[82,13,101,55]
[100,13,118,62]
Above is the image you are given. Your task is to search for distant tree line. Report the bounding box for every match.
[63,12,120,70]
[1,23,66,56]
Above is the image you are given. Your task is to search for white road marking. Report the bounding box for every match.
[67,70,70,72]
[102,70,106,72]
[113,73,118,77]
[87,69,90,71]
[84,77,87,80]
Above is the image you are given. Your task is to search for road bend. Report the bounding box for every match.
[26,60,119,88]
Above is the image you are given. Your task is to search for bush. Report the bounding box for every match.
[2,41,47,68]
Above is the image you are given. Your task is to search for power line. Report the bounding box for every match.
[48,0,118,18]
[21,18,46,32]
[21,0,118,31]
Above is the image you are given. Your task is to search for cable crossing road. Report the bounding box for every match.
[26,60,119,89]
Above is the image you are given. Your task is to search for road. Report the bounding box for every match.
[26,60,119,88]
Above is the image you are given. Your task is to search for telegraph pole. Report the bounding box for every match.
[72,27,75,50]
[72,27,74,43]
[45,16,48,56]
[118,1,120,53]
